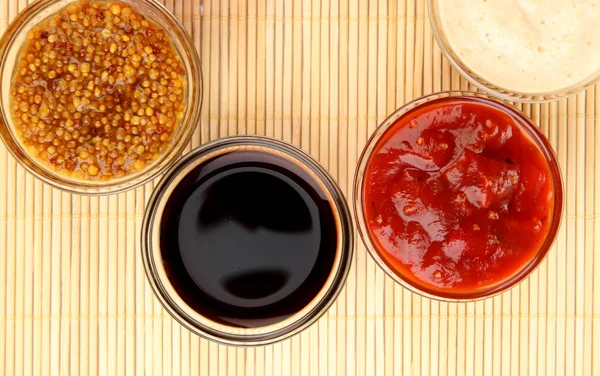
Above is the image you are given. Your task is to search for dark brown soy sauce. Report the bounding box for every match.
[160,149,338,328]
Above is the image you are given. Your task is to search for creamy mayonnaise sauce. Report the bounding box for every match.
[437,0,600,94]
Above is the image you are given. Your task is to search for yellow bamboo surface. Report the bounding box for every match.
[1,0,600,375]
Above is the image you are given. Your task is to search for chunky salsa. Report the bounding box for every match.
[363,96,558,298]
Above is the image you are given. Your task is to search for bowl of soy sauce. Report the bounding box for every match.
[142,135,353,346]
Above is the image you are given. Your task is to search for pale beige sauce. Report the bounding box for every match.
[438,0,600,94]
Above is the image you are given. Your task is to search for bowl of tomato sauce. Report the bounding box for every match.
[354,91,563,301]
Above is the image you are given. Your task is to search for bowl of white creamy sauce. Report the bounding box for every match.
[429,0,600,102]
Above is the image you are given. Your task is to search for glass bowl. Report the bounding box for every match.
[428,0,600,103]
[0,0,202,194]
[354,91,563,301]
[141,136,354,346]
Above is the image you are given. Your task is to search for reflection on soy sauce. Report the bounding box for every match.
[224,269,289,300]
[197,169,313,232]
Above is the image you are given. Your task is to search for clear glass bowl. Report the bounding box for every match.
[354,91,564,301]
[0,0,202,194]
[428,0,600,103]
[141,136,354,346]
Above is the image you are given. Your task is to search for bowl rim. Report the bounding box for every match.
[141,135,354,346]
[0,0,203,195]
[427,0,600,103]
[353,90,564,302]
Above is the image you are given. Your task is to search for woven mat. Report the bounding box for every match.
[1,0,599,375]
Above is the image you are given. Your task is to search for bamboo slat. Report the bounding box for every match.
[1,0,599,375]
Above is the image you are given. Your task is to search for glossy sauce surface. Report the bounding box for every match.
[160,149,338,328]
[364,97,555,297]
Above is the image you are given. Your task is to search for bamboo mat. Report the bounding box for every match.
[0,0,599,375]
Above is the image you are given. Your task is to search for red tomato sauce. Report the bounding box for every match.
[363,97,556,298]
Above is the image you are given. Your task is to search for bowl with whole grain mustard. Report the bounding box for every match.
[0,0,202,194]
